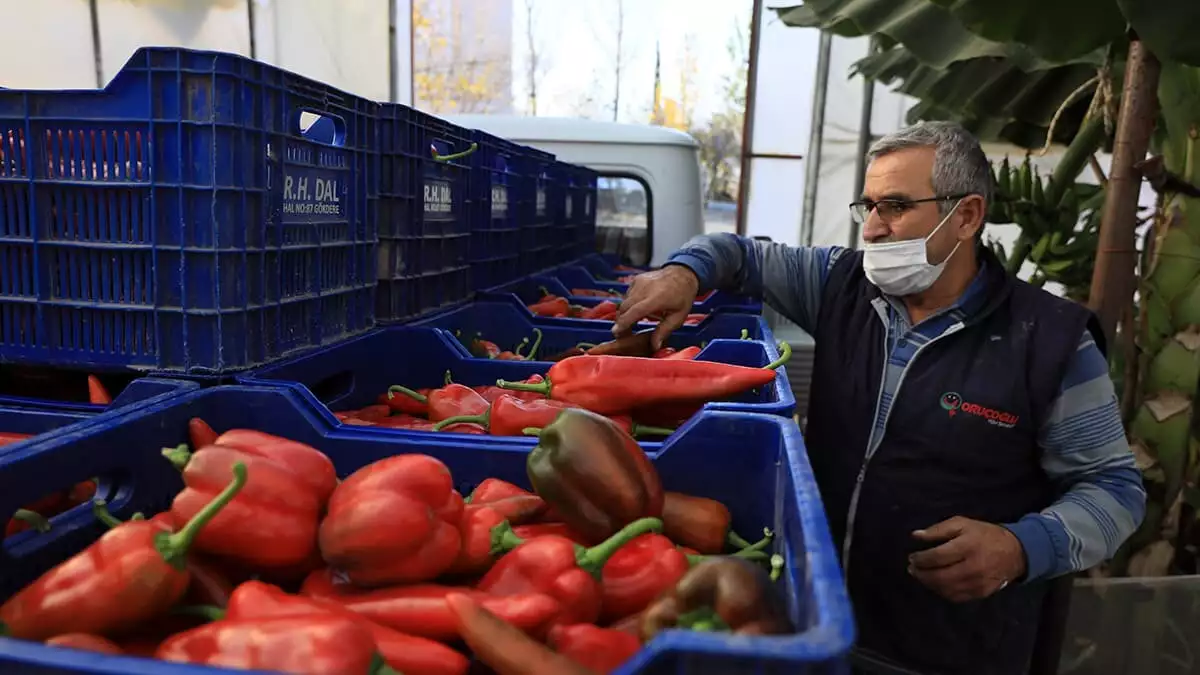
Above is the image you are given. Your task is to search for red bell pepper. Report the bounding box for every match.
[45,633,124,655]
[86,375,112,405]
[164,430,335,570]
[599,533,689,622]
[380,388,431,416]
[662,491,761,554]
[526,409,664,542]
[226,580,469,675]
[528,296,570,317]
[511,522,594,546]
[547,623,642,674]
[433,394,577,435]
[496,344,790,415]
[319,454,464,586]
[641,557,794,638]
[388,383,489,423]
[0,464,246,640]
[188,417,219,449]
[156,614,398,674]
[447,496,549,575]
[469,333,502,359]
[479,517,663,625]
[466,477,537,504]
[302,570,562,642]
[0,431,32,447]
[445,593,593,675]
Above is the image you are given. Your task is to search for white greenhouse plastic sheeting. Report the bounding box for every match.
[0,0,408,105]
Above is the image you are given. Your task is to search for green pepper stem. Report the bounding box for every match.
[739,329,749,340]
[730,527,774,555]
[765,342,792,370]
[632,424,676,438]
[156,462,247,570]
[162,444,192,471]
[170,605,226,621]
[527,328,544,359]
[575,342,597,350]
[726,530,755,550]
[433,410,490,431]
[388,385,428,404]
[513,337,531,357]
[445,370,454,385]
[577,517,664,576]
[677,608,730,632]
[539,286,552,298]
[431,141,478,162]
[12,509,51,533]
[522,427,541,436]
[770,554,785,582]
[92,499,124,529]
[373,653,403,675]
[496,378,551,397]
[489,520,525,555]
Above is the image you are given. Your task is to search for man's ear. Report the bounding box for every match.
[956,195,986,241]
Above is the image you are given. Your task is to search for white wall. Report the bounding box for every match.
[0,0,410,104]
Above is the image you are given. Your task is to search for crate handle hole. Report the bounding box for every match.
[309,370,355,406]
[297,111,346,147]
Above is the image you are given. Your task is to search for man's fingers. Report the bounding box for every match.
[912,516,968,542]
[908,538,969,570]
[613,297,657,337]
[651,308,689,351]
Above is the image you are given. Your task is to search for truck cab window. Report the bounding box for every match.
[595,175,651,267]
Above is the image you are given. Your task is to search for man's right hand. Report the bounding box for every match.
[612,264,701,349]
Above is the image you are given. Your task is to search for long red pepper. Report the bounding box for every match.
[662,345,702,360]
[187,417,219,449]
[156,614,398,674]
[581,300,619,320]
[446,593,594,675]
[433,394,577,434]
[479,517,664,625]
[496,343,791,415]
[0,431,32,447]
[301,570,562,642]
[470,333,502,359]
[528,296,570,317]
[662,491,759,554]
[319,454,464,586]
[164,430,335,570]
[225,580,470,675]
[86,375,112,405]
[547,623,642,674]
[0,463,247,640]
[388,383,489,422]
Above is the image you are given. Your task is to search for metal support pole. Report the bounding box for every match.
[735,0,764,237]
[849,37,877,248]
[799,31,833,247]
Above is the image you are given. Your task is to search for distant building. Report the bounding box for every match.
[413,0,514,115]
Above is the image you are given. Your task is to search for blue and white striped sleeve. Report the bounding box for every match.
[1003,329,1146,581]
[665,233,847,335]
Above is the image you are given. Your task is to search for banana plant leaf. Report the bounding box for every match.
[776,1,1200,68]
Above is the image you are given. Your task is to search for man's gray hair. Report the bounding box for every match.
[867,121,993,217]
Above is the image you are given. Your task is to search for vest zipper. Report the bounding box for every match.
[840,320,966,573]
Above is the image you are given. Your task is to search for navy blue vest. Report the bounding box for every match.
[805,247,1100,675]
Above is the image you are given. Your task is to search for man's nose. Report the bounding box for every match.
[861,213,889,243]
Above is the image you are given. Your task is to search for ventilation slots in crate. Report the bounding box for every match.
[468,131,526,291]
[517,146,557,275]
[0,47,377,375]
[376,105,473,322]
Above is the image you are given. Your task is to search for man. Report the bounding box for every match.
[613,121,1145,675]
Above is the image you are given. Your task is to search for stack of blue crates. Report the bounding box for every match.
[0,47,853,675]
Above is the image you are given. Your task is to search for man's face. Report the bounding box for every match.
[860,146,972,265]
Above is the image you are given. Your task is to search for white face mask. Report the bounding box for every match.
[862,200,963,296]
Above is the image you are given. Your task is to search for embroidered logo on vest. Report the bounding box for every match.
[940,391,1019,428]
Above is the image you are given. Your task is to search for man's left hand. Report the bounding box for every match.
[907,516,1027,602]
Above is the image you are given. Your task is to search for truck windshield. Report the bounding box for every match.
[595,175,650,266]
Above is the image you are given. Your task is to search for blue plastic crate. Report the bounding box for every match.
[549,266,765,314]
[0,385,853,675]
[0,47,378,375]
[376,106,473,323]
[238,324,794,445]
[517,146,558,275]
[575,166,599,259]
[467,130,526,291]
[0,372,199,415]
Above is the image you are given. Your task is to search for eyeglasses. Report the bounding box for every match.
[848,194,970,225]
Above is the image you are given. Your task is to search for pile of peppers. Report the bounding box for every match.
[525,290,708,326]
[0,409,793,675]
[332,339,790,436]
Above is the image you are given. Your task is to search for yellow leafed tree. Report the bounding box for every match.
[412,0,509,114]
